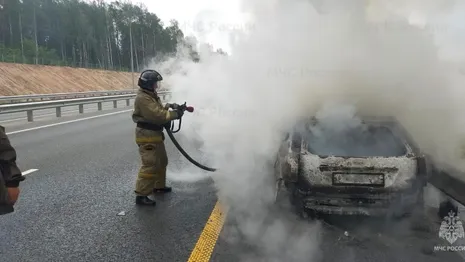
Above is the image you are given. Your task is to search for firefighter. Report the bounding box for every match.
[132,69,183,206]
[0,125,25,215]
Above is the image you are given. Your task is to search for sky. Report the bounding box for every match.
[127,0,249,53]
[365,0,465,62]
[101,0,465,62]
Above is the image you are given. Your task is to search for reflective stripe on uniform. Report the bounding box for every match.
[138,172,156,179]
[136,136,163,143]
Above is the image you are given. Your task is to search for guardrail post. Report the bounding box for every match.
[56,107,61,117]
[79,104,84,114]
[27,110,33,122]
[126,99,130,106]
[98,102,102,111]
[113,100,117,108]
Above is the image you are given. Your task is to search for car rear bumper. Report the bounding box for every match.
[302,201,419,216]
[302,204,403,216]
[297,186,422,216]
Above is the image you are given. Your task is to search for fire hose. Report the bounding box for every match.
[163,102,217,172]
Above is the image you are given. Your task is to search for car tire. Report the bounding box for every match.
[438,199,458,220]
[274,181,309,218]
[301,209,322,220]
[286,184,321,221]
[390,182,426,220]
[274,179,292,208]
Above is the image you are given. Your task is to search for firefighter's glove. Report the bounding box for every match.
[167,103,180,110]
[174,109,184,119]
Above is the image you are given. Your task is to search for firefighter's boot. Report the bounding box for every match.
[153,186,172,194]
[136,196,156,206]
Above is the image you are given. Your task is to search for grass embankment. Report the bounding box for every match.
[0,62,138,96]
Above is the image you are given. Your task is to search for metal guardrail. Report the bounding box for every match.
[0,90,134,104]
[0,89,170,104]
[0,91,172,122]
[429,163,465,206]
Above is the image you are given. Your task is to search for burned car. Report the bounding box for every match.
[273,115,430,218]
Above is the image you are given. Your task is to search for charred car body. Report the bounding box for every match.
[274,116,431,217]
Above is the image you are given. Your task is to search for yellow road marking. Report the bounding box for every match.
[187,201,228,262]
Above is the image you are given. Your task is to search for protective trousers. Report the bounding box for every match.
[134,128,168,196]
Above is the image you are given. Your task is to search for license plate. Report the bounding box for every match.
[332,173,385,186]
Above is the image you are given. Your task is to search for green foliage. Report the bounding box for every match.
[0,0,202,71]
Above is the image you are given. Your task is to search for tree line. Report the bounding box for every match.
[0,0,224,72]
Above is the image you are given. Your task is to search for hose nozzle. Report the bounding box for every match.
[179,102,194,113]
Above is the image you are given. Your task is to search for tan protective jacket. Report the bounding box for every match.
[132,89,178,144]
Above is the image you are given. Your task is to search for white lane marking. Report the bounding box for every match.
[6,109,133,135]
[22,169,38,175]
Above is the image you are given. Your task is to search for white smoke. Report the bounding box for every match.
[149,0,465,261]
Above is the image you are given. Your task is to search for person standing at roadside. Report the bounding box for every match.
[0,125,25,215]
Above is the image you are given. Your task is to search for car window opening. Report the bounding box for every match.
[305,123,407,157]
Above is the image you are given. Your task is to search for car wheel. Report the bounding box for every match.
[438,199,458,220]
[274,179,281,204]
[300,209,309,219]
[416,184,426,208]
[274,179,290,207]
[301,209,322,221]
[391,184,426,220]
[411,180,427,216]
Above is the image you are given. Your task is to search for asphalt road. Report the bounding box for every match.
[0,110,217,262]
[213,208,463,262]
[0,108,463,262]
